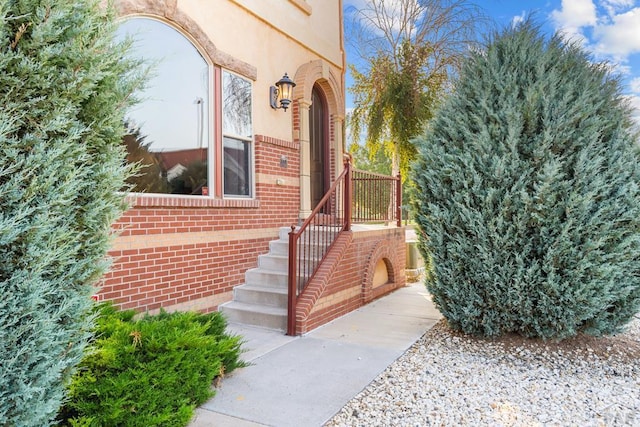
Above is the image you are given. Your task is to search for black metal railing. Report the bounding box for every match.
[352,169,402,225]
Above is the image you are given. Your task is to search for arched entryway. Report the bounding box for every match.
[309,86,329,209]
[293,60,345,219]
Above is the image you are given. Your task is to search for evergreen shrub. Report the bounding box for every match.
[0,1,141,424]
[57,304,245,427]
[412,21,640,339]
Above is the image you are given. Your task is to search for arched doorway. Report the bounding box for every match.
[309,85,329,209]
[292,60,345,219]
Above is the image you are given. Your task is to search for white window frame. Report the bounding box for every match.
[221,69,254,198]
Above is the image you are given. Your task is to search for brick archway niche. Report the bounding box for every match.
[362,239,400,304]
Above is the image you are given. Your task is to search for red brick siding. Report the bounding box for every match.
[114,207,288,237]
[296,227,406,334]
[102,237,269,312]
[255,134,299,173]
[99,134,300,313]
[255,135,300,220]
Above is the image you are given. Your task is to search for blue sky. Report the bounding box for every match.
[344,0,640,122]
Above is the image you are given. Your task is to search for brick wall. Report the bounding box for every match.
[98,135,300,314]
[294,226,406,334]
[98,131,405,336]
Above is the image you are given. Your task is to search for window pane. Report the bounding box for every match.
[224,137,251,196]
[117,18,210,195]
[223,72,252,138]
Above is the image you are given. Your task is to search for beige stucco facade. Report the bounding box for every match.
[113,0,345,218]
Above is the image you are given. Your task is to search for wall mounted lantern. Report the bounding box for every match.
[270,73,296,112]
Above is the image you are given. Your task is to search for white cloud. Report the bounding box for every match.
[601,0,635,17]
[603,0,635,6]
[344,0,367,19]
[615,63,633,75]
[592,8,640,60]
[511,11,527,27]
[551,0,598,40]
[547,1,640,125]
[345,0,423,39]
[549,1,640,64]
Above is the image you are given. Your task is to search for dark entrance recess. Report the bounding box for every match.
[309,85,329,210]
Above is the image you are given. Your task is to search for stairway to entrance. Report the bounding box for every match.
[219,227,292,331]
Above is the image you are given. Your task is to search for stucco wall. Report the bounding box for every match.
[115,0,344,142]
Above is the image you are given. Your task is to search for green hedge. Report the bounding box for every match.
[412,20,640,339]
[57,304,245,427]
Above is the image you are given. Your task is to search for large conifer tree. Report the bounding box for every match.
[412,21,640,339]
[0,1,140,424]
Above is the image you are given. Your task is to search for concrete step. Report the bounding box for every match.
[245,268,288,288]
[278,225,340,240]
[274,238,331,252]
[219,301,287,331]
[234,283,288,308]
[269,238,332,259]
[222,225,342,333]
[257,253,288,271]
[301,224,342,235]
[279,226,297,241]
[269,239,289,256]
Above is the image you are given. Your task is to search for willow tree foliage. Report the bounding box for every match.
[412,21,640,340]
[347,0,485,177]
[0,1,142,424]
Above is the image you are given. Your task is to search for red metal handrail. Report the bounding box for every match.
[287,160,350,335]
[287,158,401,335]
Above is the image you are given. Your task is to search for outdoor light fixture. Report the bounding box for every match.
[270,73,296,111]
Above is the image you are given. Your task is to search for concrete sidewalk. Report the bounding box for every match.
[190,282,442,427]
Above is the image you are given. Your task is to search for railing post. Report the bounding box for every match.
[344,157,352,231]
[287,225,297,336]
[396,173,402,227]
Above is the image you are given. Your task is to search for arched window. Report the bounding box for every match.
[116,17,256,199]
[117,17,210,195]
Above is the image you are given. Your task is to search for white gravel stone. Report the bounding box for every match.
[326,316,640,427]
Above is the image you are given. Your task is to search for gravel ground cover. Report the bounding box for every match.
[327,316,640,426]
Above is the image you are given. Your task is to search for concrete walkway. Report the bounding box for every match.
[189,282,442,427]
